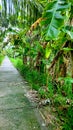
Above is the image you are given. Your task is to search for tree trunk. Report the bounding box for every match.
[23,55,27,64]
[4,0,7,17]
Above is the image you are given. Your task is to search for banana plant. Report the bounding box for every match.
[40,0,73,91]
[41,0,71,40]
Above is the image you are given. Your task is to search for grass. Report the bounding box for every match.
[11,57,73,130]
[10,58,47,91]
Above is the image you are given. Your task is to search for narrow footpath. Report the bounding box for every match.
[0,56,48,130]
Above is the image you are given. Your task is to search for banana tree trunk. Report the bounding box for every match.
[23,55,27,65]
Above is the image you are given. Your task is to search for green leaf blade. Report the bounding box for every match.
[42,0,71,40]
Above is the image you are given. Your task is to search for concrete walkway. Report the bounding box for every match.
[0,56,48,130]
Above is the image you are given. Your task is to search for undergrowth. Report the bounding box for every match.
[11,58,47,91]
[11,57,73,130]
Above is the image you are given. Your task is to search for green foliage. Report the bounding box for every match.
[63,26,73,40]
[45,42,52,58]
[0,5,2,10]
[53,93,73,130]
[53,94,66,106]
[62,105,73,130]
[0,54,4,65]
[38,88,49,98]
[41,0,71,40]
[1,1,73,130]
[48,80,54,96]
[58,77,73,98]
[11,58,47,91]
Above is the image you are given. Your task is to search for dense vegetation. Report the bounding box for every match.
[0,54,4,65]
[0,0,73,130]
